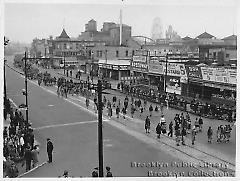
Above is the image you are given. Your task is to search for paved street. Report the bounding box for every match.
[5,59,201,177]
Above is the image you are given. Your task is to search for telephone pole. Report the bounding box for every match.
[97,80,104,177]
[24,52,29,125]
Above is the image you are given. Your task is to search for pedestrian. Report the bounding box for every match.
[144,99,147,110]
[149,104,153,117]
[216,126,221,143]
[194,118,199,132]
[145,116,151,134]
[105,166,113,177]
[160,102,164,114]
[175,128,181,146]
[46,138,54,163]
[139,106,144,117]
[156,123,161,139]
[114,106,119,119]
[191,126,197,145]
[198,116,203,132]
[5,157,19,178]
[86,97,89,109]
[131,104,135,118]
[122,107,126,119]
[168,121,173,137]
[31,145,39,167]
[181,127,187,145]
[207,126,213,143]
[23,146,32,171]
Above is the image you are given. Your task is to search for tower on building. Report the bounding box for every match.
[151,17,163,41]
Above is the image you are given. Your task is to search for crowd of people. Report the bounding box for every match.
[3,98,39,178]
[86,92,234,147]
[117,81,235,123]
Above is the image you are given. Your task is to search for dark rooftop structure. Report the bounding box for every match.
[196,32,215,39]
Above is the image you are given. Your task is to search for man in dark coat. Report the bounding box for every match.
[47,138,54,163]
[24,146,32,171]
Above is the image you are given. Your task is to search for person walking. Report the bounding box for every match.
[168,121,173,137]
[47,138,54,163]
[131,104,135,118]
[116,106,120,118]
[198,116,203,132]
[31,145,39,167]
[181,127,187,145]
[23,146,32,171]
[156,123,161,139]
[145,116,151,134]
[207,126,213,143]
[191,126,197,145]
[86,97,90,109]
[139,106,144,117]
[149,104,153,117]
[122,107,126,119]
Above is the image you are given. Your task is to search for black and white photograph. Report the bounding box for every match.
[2,0,237,178]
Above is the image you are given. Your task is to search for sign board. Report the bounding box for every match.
[166,76,181,95]
[185,65,202,79]
[227,69,237,85]
[201,67,215,82]
[215,68,229,83]
[132,61,148,72]
[119,65,129,70]
[112,65,119,70]
[132,55,147,63]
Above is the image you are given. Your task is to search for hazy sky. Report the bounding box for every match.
[4,0,238,43]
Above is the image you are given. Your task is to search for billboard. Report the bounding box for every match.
[215,68,229,83]
[185,65,202,79]
[227,69,237,85]
[166,76,181,95]
[201,67,215,82]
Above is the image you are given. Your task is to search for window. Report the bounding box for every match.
[164,49,166,52]
[132,50,135,56]
[100,51,102,57]
[64,43,67,49]
[126,50,128,57]
[116,50,119,57]
[226,54,230,58]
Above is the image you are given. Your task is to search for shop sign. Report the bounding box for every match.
[132,61,148,72]
[227,69,237,85]
[166,76,181,95]
[201,67,215,82]
[185,65,202,79]
[215,68,229,83]
[163,63,187,77]
[119,65,129,70]
[106,64,112,69]
[132,55,147,63]
[112,65,119,70]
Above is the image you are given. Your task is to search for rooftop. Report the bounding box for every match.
[196,32,215,39]
[58,28,70,39]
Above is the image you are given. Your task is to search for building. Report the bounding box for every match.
[196,32,237,65]
[79,20,132,46]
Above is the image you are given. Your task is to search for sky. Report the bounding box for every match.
[3,0,238,43]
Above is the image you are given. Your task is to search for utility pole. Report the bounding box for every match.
[97,80,104,177]
[164,53,168,93]
[24,52,29,125]
[63,55,66,75]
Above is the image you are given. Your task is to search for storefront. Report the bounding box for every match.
[98,59,130,80]
[131,55,149,84]
[185,65,203,98]
[200,67,236,101]
[148,57,188,95]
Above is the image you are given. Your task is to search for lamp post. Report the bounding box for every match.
[4,37,9,105]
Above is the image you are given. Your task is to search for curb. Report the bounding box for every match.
[17,161,47,178]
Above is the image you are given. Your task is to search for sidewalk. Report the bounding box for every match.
[7,64,236,176]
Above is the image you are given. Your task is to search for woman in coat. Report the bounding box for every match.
[156,123,161,139]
